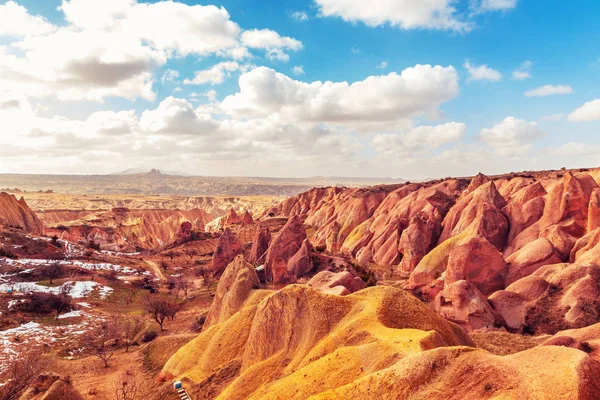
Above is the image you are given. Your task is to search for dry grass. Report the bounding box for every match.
[471,331,551,356]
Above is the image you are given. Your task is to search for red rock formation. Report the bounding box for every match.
[0,192,43,234]
[211,228,242,276]
[398,213,441,277]
[588,188,600,232]
[248,226,271,264]
[438,181,507,247]
[204,255,261,330]
[445,236,507,296]
[432,280,505,331]
[490,263,600,334]
[240,210,253,226]
[264,215,307,283]
[223,208,242,225]
[283,238,314,283]
[464,172,490,194]
[308,270,365,295]
[44,208,213,251]
[504,237,562,285]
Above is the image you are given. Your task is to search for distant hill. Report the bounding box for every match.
[111,168,190,176]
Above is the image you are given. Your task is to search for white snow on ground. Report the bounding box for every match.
[0,258,136,274]
[77,302,92,308]
[0,315,100,373]
[57,310,86,319]
[0,281,113,299]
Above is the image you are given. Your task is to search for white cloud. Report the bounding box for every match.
[221,64,459,132]
[0,1,298,101]
[512,60,532,80]
[477,0,518,12]
[60,0,241,56]
[291,11,309,21]
[240,29,302,62]
[479,117,544,148]
[161,69,179,83]
[0,1,55,37]
[464,60,502,82]
[1,30,161,101]
[548,142,600,156]
[183,62,242,85]
[139,97,218,135]
[525,85,573,97]
[541,113,564,121]
[371,122,466,154]
[376,61,388,69]
[315,0,473,32]
[568,99,600,122]
[351,46,360,54]
[292,66,305,75]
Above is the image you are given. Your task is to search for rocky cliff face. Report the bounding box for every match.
[43,207,213,251]
[266,168,600,334]
[0,192,43,234]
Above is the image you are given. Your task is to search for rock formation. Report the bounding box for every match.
[211,228,242,276]
[247,226,271,264]
[0,192,43,234]
[204,255,264,330]
[307,270,365,295]
[263,215,307,283]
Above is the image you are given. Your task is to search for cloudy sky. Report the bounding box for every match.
[1,0,599,179]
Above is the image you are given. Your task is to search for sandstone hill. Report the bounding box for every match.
[0,192,44,234]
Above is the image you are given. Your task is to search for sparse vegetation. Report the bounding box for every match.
[143,295,180,330]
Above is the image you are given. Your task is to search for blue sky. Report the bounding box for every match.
[0,0,599,179]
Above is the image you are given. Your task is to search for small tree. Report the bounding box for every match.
[121,317,143,352]
[0,349,48,400]
[40,262,65,284]
[112,369,145,400]
[177,278,192,299]
[143,296,180,330]
[84,319,120,368]
[49,293,72,320]
[195,266,213,295]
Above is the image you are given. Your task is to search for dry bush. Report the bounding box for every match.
[0,349,48,400]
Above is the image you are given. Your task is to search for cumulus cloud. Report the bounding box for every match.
[183,62,243,85]
[376,61,388,69]
[291,11,309,21]
[139,97,219,135]
[464,60,502,82]
[292,66,305,75]
[241,29,302,62]
[0,1,301,101]
[221,64,459,132]
[315,0,472,32]
[547,142,600,156]
[476,0,518,12]
[479,117,544,149]
[512,60,532,80]
[371,122,466,154]
[525,85,573,97]
[0,1,55,37]
[568,99,600,122]
[161,69,179,83]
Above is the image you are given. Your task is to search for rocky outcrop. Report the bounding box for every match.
[162,285,473,399]
[240,211,253,226]
[223,208,242,225]
[432,280,505,331]
[308,270,365,295]
[505,237,562,285]
[283,239,314,284]
[211,228,242,276]
[445,236,508,296]
[44,208,213,251]
[247,226,271,264]
[490,263,600,334]
[397,213,441,277]
[204,255,262,330]
[0,192,43,234]
[19,372,84,400]
[264,215,307,283]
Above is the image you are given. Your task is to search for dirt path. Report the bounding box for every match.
[145,260,166,280]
